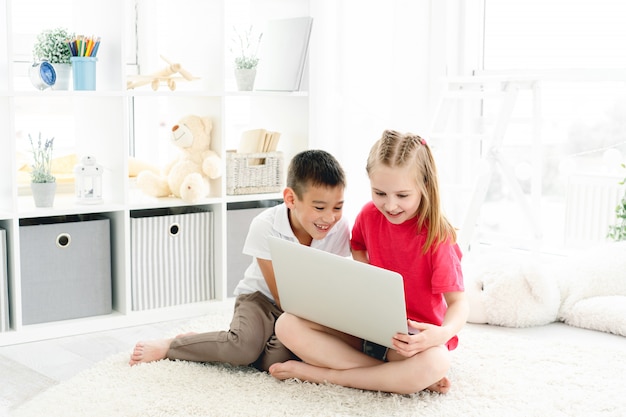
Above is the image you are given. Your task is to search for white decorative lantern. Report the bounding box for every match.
[74,155,103,204]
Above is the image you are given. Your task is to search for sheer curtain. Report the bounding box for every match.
[310,0,626,251]
[308,0,443,223]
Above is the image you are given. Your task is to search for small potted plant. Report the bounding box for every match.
[29,133,57,207]
[32,27,74,90]
[230,25,262,91]
[608,163,626,241]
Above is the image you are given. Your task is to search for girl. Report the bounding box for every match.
[269,130,468,395]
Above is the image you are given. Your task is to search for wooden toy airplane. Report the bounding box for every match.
[127,55,200,91]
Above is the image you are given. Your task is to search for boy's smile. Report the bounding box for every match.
[285,185,344,245]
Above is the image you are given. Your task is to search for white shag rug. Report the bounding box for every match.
[11,312,626,417]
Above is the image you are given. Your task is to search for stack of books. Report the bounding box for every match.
[237,128,281,164]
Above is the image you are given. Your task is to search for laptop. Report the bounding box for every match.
[268,236,415,349]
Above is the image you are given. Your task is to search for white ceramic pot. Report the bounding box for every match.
[30,182,57,208]
[234,68,257,91]
[51,63,72,90]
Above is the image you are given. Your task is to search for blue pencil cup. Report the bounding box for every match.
[71,57,98,90]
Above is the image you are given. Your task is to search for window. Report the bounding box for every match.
[464,0,626,252]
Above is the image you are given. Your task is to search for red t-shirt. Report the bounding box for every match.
[351,201,464,350]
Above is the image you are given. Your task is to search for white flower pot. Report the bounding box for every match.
[234,68,257,91]
[51,63,72,90]
[31,182,56,208]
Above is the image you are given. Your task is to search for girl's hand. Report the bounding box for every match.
[391,320,440,357]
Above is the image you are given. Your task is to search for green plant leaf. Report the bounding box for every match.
[33,27,74,64]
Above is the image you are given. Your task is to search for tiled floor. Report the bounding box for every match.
[0,316,201,415]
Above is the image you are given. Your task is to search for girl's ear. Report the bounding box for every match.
[283,187,296,208]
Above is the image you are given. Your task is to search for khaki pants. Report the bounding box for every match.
[167,291,297,371]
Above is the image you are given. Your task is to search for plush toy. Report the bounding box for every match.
[464,242,626,336]
[463,250,560,328]
[128,156,160,178]
[553,242,626,336]
[136,114,221,203]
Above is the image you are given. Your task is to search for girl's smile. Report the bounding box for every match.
[369,165,421,225]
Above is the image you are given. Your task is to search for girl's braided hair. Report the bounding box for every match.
[366,130,456,252]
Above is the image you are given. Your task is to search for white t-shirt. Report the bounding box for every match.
[234,202,351,302]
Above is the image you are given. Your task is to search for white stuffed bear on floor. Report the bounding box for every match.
[464,242,626,336]
[463,250,561,328]
[136,114,221,203]
[553,242,626,335]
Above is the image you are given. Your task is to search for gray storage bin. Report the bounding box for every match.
[1,228,9,332]
[130,207,214,311]
[226,200,282,296]
[19,215,112,325]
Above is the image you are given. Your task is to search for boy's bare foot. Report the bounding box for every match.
[426,376,451,394]
[128,338,172,366]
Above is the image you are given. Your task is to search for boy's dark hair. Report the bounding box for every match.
[286,150,346,199]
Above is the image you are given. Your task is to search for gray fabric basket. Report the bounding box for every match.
[19,215,112,325]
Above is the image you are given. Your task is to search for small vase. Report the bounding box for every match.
[31,182,57,208]
[234,68,257,91]
[51,63,72,90]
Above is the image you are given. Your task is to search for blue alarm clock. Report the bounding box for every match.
[29,61,56,90]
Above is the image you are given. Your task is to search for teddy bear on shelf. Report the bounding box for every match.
[136,114,221,203]
[463,242,626,336]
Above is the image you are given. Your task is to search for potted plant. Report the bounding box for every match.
[29,132,56,208]
[32,27,74,90]
[230,26,262,91]
[607,164,626,241]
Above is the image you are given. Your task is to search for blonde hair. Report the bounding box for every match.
[366,130,456,252]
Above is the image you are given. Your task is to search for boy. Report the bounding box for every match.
[129,149,350,371]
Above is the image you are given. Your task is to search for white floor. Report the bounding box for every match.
[0,316,201,415]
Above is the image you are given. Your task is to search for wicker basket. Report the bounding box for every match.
[226,151,284,195]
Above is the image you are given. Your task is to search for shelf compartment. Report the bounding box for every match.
[0,228,8,332]
[226,199,282,296]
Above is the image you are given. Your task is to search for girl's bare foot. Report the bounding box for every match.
[269,360,304,381]
[128,338,172,366]
[270,361,452,395]
[426,376,451,394]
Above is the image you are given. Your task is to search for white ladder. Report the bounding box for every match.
[429,76,543,251]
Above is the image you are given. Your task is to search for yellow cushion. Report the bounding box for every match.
[17,153,78,184]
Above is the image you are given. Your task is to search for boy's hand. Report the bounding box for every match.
[391,320,441,357]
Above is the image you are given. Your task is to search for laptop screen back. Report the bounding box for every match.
[268,236,409,348]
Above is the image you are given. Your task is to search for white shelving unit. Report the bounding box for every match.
[0,0,312,345]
